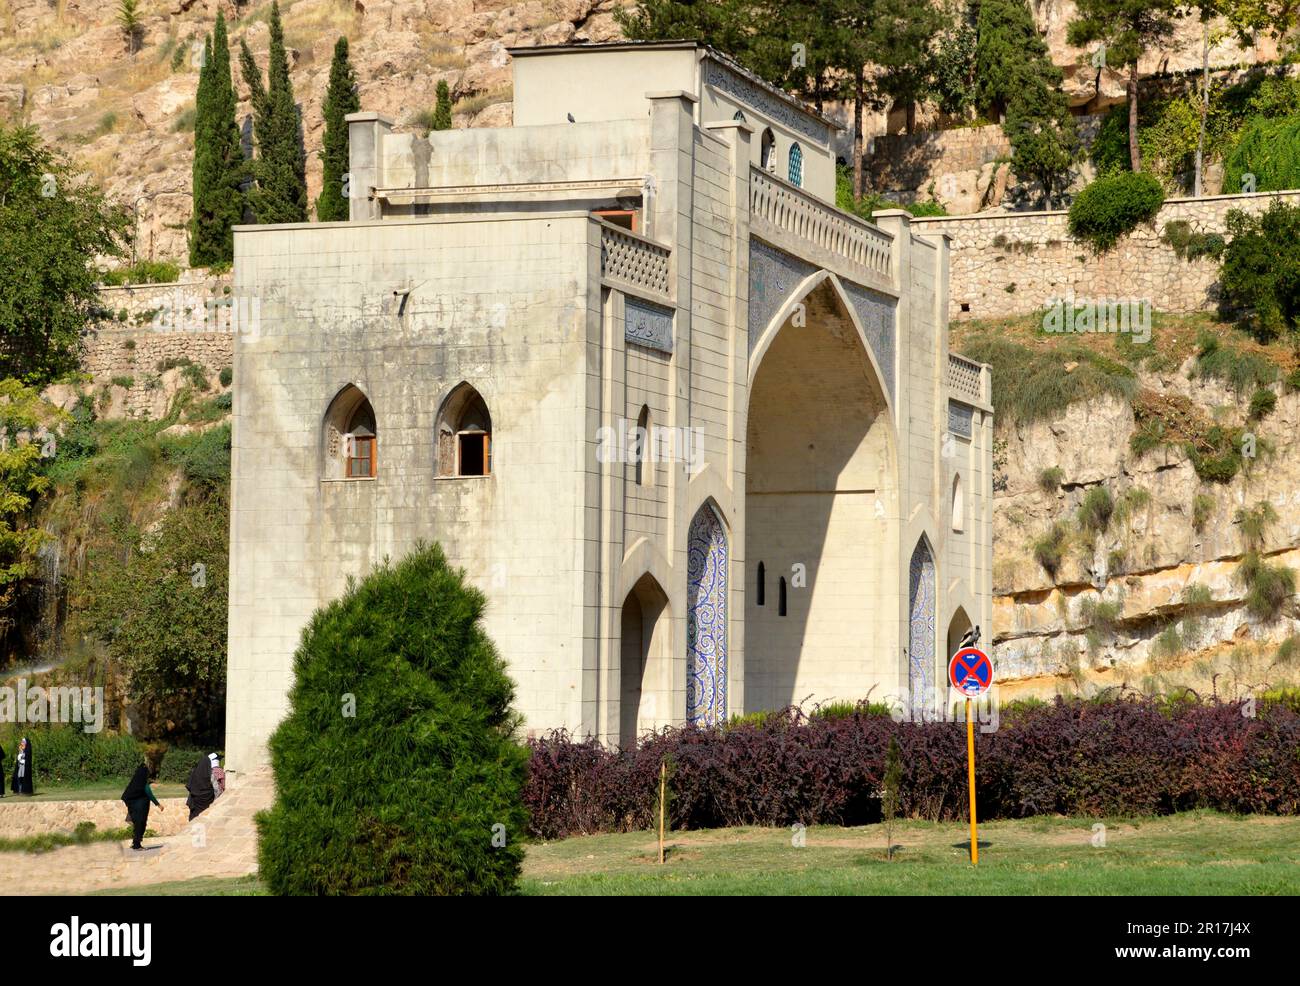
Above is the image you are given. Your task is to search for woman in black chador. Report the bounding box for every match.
[121,763,164,851]
[10,737,33,796]
[185,753,218,820]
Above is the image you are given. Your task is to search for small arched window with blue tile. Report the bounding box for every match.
[788,142,803,187]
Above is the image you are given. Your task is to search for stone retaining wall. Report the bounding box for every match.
[912,189,1300,321]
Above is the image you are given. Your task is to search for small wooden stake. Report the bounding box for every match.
[658,760,666,864]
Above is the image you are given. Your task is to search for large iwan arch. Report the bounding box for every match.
[744,275,900,710]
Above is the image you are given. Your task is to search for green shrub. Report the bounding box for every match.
[157,745,219,783]
[109,375,134,389]
[0,726,143,786]
[1193,493,1215,532]
[1037,466,1063,493]
[1077,487,1114,535]
[1224,114,1300,194]
[219,366,233,387]
[1248,387,1277,421]
[1219,202,1300,345]
[959,334,1137,426]
[1234,551,1295,621]
[1186,425,1248,483]
[1033,522,1069,579]
[159,422,231,485]
[1068,172,1165,252]
[1192,331,1278,395]
[256,543,530,895]
[100,260,181,286]
[1161,220,1225,261]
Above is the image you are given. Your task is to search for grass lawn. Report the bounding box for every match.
[522,810,1300,895]
[92,876,268,897]
[4,781,187,803]
[85,810,1300,896]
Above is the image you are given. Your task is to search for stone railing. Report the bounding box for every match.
[749,167,893,286]
[948,352,985,405]
[598,221,672,302]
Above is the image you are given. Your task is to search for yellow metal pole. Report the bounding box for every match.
[967,697,978,865]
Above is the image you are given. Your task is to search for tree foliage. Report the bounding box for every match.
[315,36,359,223]
[1218,201,1300,345]
[77,490,229,741]
[0,124,128,381]
[256,543,529,895]
[1068,170,1164,251]
[0,381,62,645]
[433,79,453,131]
[189,11,245,267]
[240,1,307,224]
[1067,0,1181,172]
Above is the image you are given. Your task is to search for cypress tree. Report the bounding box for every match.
[432,79,452,132]
[256,543,530,895]
[189,13,244,267]
[316,37,359,223]
[240,1,307,223]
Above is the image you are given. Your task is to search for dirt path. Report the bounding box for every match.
[0,768,273,895]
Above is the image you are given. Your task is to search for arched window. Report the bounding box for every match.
[756,561,766,606]
[951,474,965,532]
[323,384,377,480]
[788,142,803,187]
[437,383,492,477]
[760,128,775,170]
[778,576,787,616]
[634,404,652,487]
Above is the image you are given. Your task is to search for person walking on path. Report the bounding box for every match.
[121,763,165,851]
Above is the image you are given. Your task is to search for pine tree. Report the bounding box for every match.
[189,13,245,267]
[975,0,1054,122]
[315,37,359,223]
[1067,0,1181,172]
[432,79,453,132]
[240,1,307,223]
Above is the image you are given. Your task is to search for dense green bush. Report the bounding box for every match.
[157,744,219,783]
[1068,172,1165,252]
[1224,114,1300,195]
[1219,202,1300,344]
[100,259,181,286]
[0,727,141,785]
[256,543,529,895]
[1161,220,1224,262]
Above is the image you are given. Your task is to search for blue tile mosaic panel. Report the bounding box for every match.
[686,503,728,725]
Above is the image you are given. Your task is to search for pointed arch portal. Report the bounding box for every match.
[744,275,898,711]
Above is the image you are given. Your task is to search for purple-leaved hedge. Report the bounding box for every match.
[523,697,1300,839]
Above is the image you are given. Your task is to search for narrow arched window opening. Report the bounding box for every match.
[634,404,652,487]
[757,561,766,606]
[778,576,787,616]
[952,473,965,532]
[323,385,377,481]
[437,383,493,478]
[346,402,376,478]
[760,128,775,170]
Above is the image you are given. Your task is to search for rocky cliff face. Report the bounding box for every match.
[1,0,1280,260]
[0,0,624,261]
[992,358,1300,701]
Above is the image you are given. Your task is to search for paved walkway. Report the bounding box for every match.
[0,768,273,895]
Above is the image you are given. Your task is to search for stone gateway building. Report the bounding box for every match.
[224,41,994,771]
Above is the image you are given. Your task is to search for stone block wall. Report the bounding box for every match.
[912,189,1300,322]
[73,275,236,419]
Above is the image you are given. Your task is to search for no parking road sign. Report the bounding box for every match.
[948,647,993,697]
